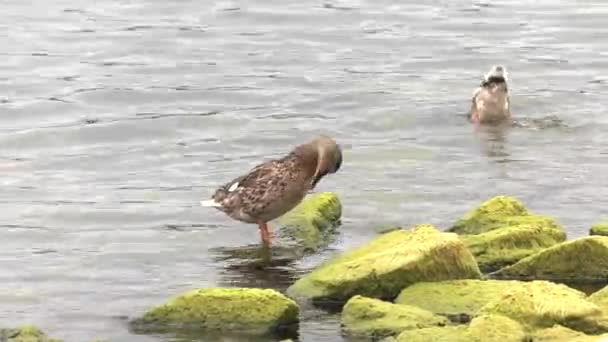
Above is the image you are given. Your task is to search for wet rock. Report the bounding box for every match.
[479,280,606,333]
[394,314,525,342]
[130,288,299,336]
[277,192,342,252]
[450,196,565,271]
[532,325,608,342]
[341,295,448,339]
[589,284,608,310]
[287,225,481,304]
[0,326,62,342]
[395,279,524,320]
[492,236,608,282]
[590,223,608,237]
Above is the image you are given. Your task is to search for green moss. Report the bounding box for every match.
[589,285,608,310]
[278,192,342,252]
[0,326,62,342]
[492,236,608,282]
[131,288,299,335]
[533,325,608,341]
[449,196,561,235]
[463,223,566,272]
[287,225,481,303]
[341,295,448,339]
[395,326,470,342]
[480,280,606,333]
[395,279,524,318]
[590,223,608,237]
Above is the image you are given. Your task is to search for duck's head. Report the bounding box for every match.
[483,65,508,84]
[306,135,342,189]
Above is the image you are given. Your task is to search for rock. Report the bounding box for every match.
[287,225,481,304]
[277,192,342,252]
[463,222,566,272]
[0,326,62,342]
[480,280,606,333]
[533,325,608,342]
[449,195,561,235]
[590,223,608,237]
[492,236,608,282]
[130,288,299,336]
[341,295,448,339]
[395,279,524,320]
[589,285,608,310]
[394,314,525,342]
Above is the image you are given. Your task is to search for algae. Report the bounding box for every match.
[590,223,608,237]
[394,326,470,342]
[449,195,561,235]
[395,279,524,319]
[590,285,608,311]
[0,326,62,342]
[532,325,608,342]
[341,295,448,339]
[287,225,481,304]
[480,280,606,333]
[463,223,566,272]
[492,236,608,282]
[131,288,299,335]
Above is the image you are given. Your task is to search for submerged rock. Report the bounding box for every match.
[277,192,342,252]
[590,223,608,237]
[450,196,565,271]
[341,295,448,339]
[480,280,606,333]
[287,225,481,304]
[0,326,62,342]
[131,288,299,336]
[492,236,608,282]
[394,314,525,342]
[395,279,524,320]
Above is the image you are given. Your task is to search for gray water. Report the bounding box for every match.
[2,0,608,341]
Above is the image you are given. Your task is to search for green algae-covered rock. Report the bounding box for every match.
[590,223,608,237]
[278,192,342,252]
[532,325,608,342]
[131,288,299,335]
[0,326,62,342]
[395,279,524,319]
[463,223,566,272]
[449,196,560,235]
[287,225,481,303]
[492,236,608,282]
[341,295,448,339]
[480,280,606,333]
[589,285,608,310]
[394,314,525,342]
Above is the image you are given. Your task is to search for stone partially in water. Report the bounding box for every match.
[394,314,525,342]
[492,236,608,282]
[480,280,606,333]
[341,295,448,339]
[287,225,481,304]
[0,326,62,342]
[590,223,608,237]
[395,279,524,320]
[130,288,299,336]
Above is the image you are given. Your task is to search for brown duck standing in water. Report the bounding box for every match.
[201,135,342,245]
[469,65,511,125]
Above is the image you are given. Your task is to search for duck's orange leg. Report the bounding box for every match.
[257,221,273,245]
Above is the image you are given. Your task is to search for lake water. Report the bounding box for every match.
[1,0,608,341]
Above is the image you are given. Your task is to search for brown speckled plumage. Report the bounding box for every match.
[201,135,342,244]
[469,65,512,125]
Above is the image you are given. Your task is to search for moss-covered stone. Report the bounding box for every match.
[0,326,62,342]
[278,192,341,252]
[589,285,608,310]
[287,225,481,304]
[395,279,524,319]
[130,288,299,335]
[394,314,525,342]
[480,280,606,333]
[533,325,608,341]
[341,295,448,339]
[492,236,608,282]
[449,196,560,235]
[463,223,566,272]
[590,223,608,237]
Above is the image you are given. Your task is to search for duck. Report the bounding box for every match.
[200,135,342,245]
[469,65,511,125]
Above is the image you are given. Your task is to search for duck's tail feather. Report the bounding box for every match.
[200,199,222,207]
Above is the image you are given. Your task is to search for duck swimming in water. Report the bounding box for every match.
[469,65,511,125]
[201,135,342,245]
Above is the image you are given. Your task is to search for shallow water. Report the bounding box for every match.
[1,0,608,341]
